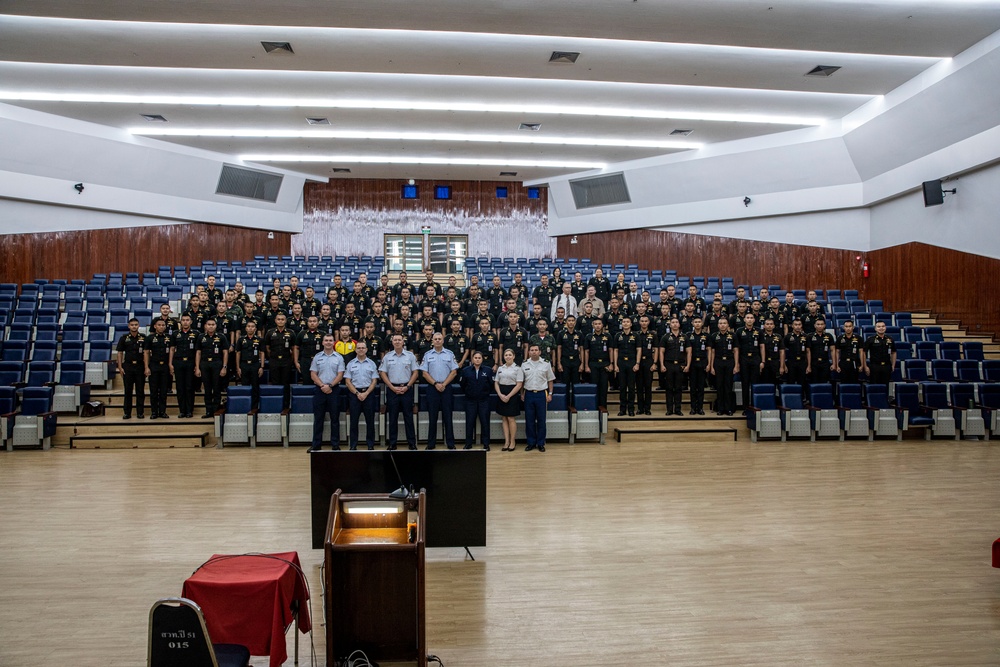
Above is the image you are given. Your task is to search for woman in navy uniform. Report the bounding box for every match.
[460,351,494,450]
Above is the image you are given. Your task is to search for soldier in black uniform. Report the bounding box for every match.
[116,318,146,420]
[524,303,546,336]
[287,276,305,305]
[583,318,612,410]
[864,320,897,386]
[708,319,737,415]
[144,318,172,419]
[152,303,179,337]
[295,316,325,384]
[836,320,866,384]
[366,300,391,340]
[764,298,786,335]
[317,304,337,337]
[780,292,800,333]
[499,312,529,365]
[169,314,200,418]
[532,274,556,316]
[801,301,824,335]
[659,317,687,416]
[204,275,224,306]
[471,317,500,370]
[286,303,307,337]
[556,316,583,389]
[678,302,698,334]
[486,276,508,322]
[414,325,437,364]
[635,315,658,415]
[704,300,726,334]
[263,295,287,331]
[577,301,600,336]
[265,312,296,409]
[195,318,228,418]
[807,319,837,384]
[235,319,264,410]
[737,313,763,413]
[760,317,785,385]
[613,317,640,416]
[361,321,384,365]
[588,268,612,305]
[687,318,710,415]
[416,303,441,335]
[783,319,810,387]
[444,318,470,366]
[301,286,322,318]
[685,286,707,318]
[443,300,467,334]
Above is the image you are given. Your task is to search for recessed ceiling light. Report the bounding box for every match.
[261,41,294,55]
[306,117,330,125]
[140,114,167,122]
[519,123,542,131]
[806,65,841,77]
[331,167,352,173]
[669,129,693,136]
[549,51,580,64]
[500,171,518,177]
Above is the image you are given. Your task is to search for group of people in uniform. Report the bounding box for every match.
[113,267,898,445]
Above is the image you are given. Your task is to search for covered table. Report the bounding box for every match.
[182,551,311,667]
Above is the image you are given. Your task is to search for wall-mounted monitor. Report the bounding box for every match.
[402,184,419,199]
[434,185,452,200]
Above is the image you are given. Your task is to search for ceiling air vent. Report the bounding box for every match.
[261,41,294,55]
[669,129,693,136]
[519,122,542,131]
[806,65,840,77]
[216,164,283,203]
[331,168,352,173]
[549,51,580,64]
[306,117,330,125]
[140,114,167,122]
[569,172,630,210]
[499,171,518,177]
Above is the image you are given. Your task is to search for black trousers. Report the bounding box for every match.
[122,368,145,417]
[240,364,261,409]
[740,357,762,410]
[386,385,416,448]
[689,363,707,412]
[464,396,490,448]
[174,363,196,416]
[636,362,655,412]
[762,361,782,385]
[838,360,860,384]
[200,363,224,415]
[811,364,831,384]
[424,384,455,448]
[618,362,637,412]
[148,368,170,416]
[664,361,684,413]
[270,363,294,409]
[713,359,736,413]
[348,389,378,449]
[312,384,341,447]
[588,365,610,409]
[560,362,580,405]
[786,361,808,387]
[869,362,893,386]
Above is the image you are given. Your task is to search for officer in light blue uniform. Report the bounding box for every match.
[419,332,459,450]
[379,333,420,450]
[309,333,345,451]
[344,340,380,450]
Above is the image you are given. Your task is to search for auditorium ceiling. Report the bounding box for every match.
[2,1,999,181]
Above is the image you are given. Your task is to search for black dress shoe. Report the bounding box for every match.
[160,413,170,419]
[308,446,320,452]
[137,413,145,419]
[349,445,357,451]
[524,444,536,451]
[628,409,635,416]
[367,445,375,450]
[332,445,341,451]
[538,445,546,452]
[644,410,652,416]
[463,444,473,450]
[674,410,683,416]
[201,413,213,419]
[426,445,436,450]
[408,444,418,450]
[483,444,490,451]
[123,414,131,420]
[150,414,158,420]
[618,410,626,416]
[386,445,397,451]
[447,445,456,450]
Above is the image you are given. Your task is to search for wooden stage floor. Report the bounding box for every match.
[1,435,999,666]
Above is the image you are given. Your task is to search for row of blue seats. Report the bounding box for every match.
[896,359,1000,383]
[747,382,997,442]
[0,386,59,450]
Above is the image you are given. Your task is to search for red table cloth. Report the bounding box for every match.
[993,539,1000,568]
[182,551,311,667]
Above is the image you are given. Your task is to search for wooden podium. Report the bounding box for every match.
[325,489,426,666]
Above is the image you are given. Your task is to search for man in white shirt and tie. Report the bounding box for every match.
[551,282,578,321]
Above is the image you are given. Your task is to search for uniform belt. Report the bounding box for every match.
[526,389,546,393]
[354,386,371,392]
[393,383,410,387]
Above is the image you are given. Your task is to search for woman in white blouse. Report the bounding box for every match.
[493,348,524,451]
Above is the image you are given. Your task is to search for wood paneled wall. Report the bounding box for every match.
[557,230,1000,339]
[0,222,291,286]
[866,242,1000,337]
[557,229,865,294]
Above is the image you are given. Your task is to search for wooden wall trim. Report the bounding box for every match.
[0,222,291,285]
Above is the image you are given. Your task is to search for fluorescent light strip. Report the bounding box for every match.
[0,91,827,126]
[4,14,945,62]
[130,127,702,150]
[239,155,606,169]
